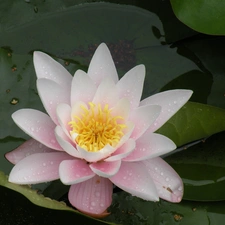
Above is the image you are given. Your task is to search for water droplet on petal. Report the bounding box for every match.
[91,202,96,206]
[95,191,100,197]
[43,163,46,166]
[166,177,169,182]
[160,172,164,176]
[100,203,105,207]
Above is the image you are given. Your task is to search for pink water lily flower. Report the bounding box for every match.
[6,43,192,217]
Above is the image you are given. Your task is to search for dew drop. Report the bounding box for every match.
[154,167,158,171]
[173,100,177,104]
[43,163,46,166]
[31,127,35,132]
[51,139,56,143]
[50,161,54,165]
[95,191,100,197]
[91,202,96,207]
[100,203,105,207]
[166,177,169,182]
[160,172,164,176]
[123,176,127,180]
[90,207,93,210]
[178,186,183,191]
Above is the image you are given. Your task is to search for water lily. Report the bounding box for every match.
[6,43,192,217]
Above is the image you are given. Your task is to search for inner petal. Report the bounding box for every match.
[69,102,127,152]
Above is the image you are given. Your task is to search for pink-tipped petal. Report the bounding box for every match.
[90,160,121,178]
[105,139,135,162]
[123,133,176,162]
[129,105,161,140]
[5,139,54,164]
[59,159,95,185]
[33,51,72,89]
[77,145,116,163]
[88,43,118,86]
[92,78,119,108]
[37,79,70,125]
[71,70,97,106]
[116,65,145,109]
[56,103,71,136]
[143,157,183,202]
[69,175,113,215]
[9,152,72,184]
[140,90,193,132]
[55,126,81,158]
[12,109,62,150]
[109,161,159,201]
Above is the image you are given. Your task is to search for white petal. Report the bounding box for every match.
[140,89,193,132]
[109,161,159,201]
[92,78,119,108]
[116,65,145,109]
[55,126,81,158]
[77,145,116,163]
[88,43,118,86]
[33,51,72,89]
[71,70,97,106]
[143,157,183,202]
[129,105,161,140]
[5,139,54,164]
[37,79,70,124]
[12,109,62,150]
[59,159,95,185]
[9,152,72,184]
[123,133,176,162]
[90,160,121,178]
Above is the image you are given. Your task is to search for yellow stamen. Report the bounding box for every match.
[69,102,126,152]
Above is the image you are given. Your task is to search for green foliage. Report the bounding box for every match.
[170,0,225,35]
[0,1,225,224]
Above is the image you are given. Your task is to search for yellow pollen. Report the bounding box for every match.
[69,102,126,152]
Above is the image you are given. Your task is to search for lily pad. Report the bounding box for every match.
[170,0,225,35]
[165,131,225,201]
[0,171,115,225]
[157,102,225,147]
[104,191,225,225]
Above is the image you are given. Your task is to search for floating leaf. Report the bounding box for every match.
[165,131,225,201]
[157,102,225,147]
[170,0,225,35]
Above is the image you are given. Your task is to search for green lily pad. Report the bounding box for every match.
[104,191,225,225]
[0,171,116,225]
[165,131,225,201]
[170,0,225,35]
[157,102,225,147]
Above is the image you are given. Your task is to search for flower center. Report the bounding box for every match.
[69,102,126,152]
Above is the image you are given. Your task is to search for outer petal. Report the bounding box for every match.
[5,139,54,164]
[9,152,72,184]
[129,105,161,140]
[90,160,121,178]
[55,126,81,158]
[123,133,176,162]
[12,109,62,150]
[33,51,72,89]
[88,43,118,86]
[71,70,97,106]
[140,90,193,132]
[37,79,70,125]
[77,144,115,163]
[104,139,135,162]
[59,159,95,185]
[69,175,113,215]
[116,65,145,109]
[143,157,183,202]
[109,161,159,201]
[92,78,119,108]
